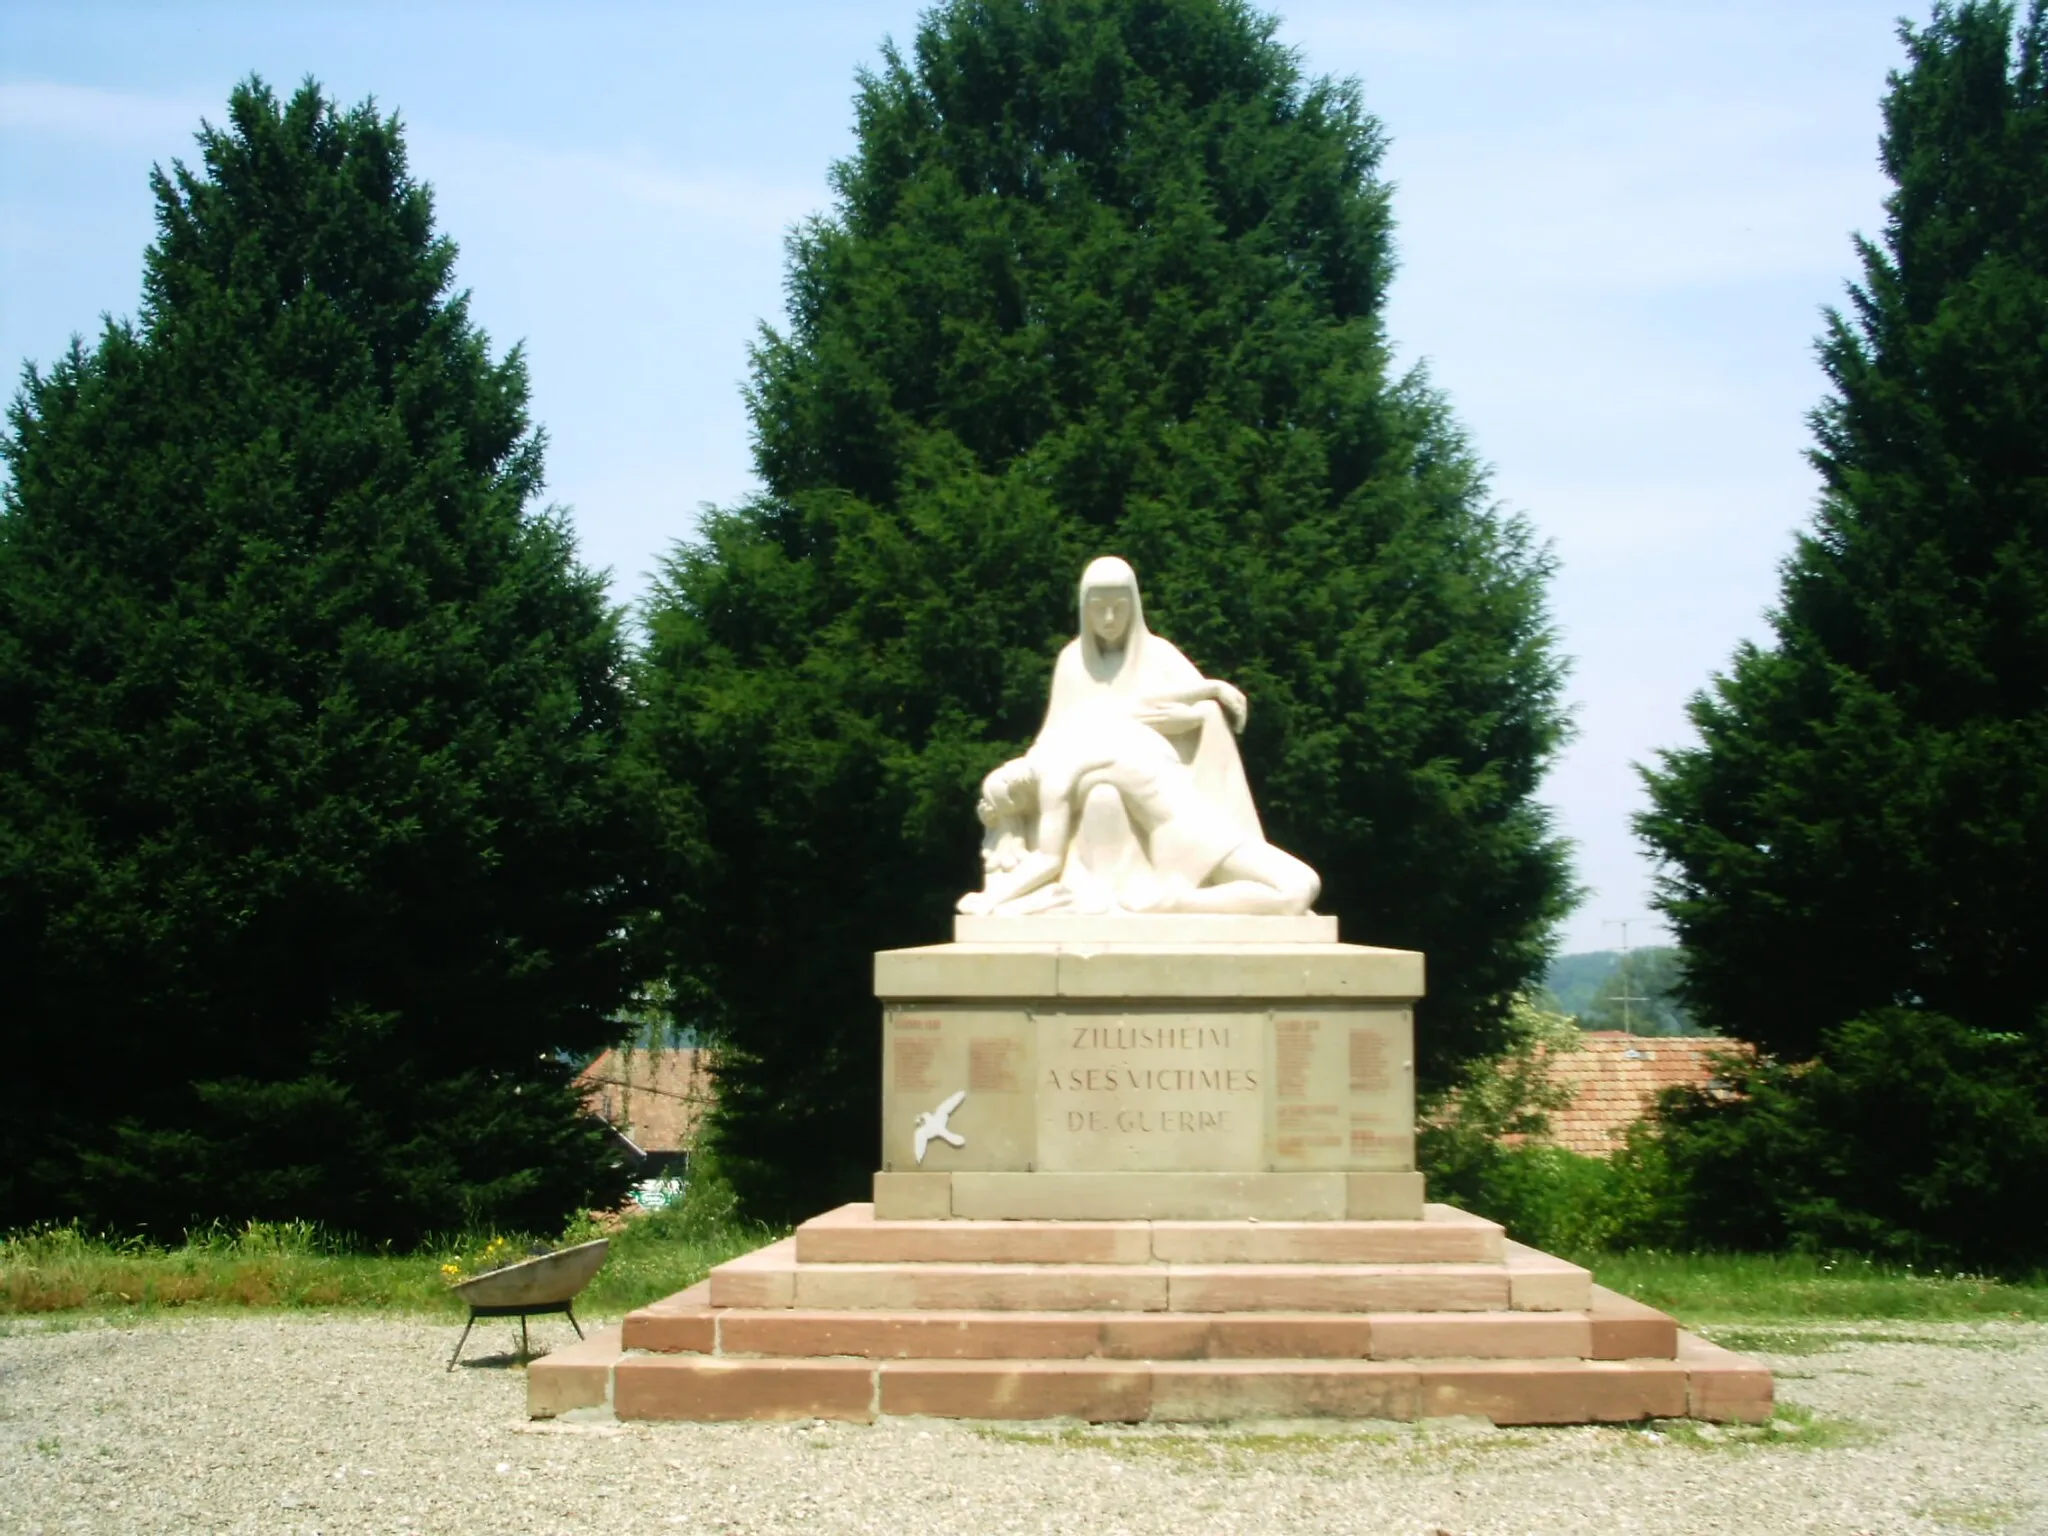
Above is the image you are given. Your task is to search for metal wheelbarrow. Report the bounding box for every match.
[446,1238,609,1369]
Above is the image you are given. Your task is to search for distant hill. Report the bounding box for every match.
[1542,947,1705,1036]
[1544,951,1622,1017]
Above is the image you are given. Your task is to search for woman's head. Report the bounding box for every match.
[1078,556,1140,649]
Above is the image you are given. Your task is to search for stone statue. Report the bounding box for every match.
[958,556,1322,918]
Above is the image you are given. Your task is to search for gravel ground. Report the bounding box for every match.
[1,1313,2042,1536]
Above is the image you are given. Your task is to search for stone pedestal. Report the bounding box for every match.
[875,917,1422,1219]
[531,917,1772,1426]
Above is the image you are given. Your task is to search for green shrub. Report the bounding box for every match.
[1650,1009,2048,1270]
[1419,997,1672,1251]
[1424,1003,2048,1271]
[1417,992,1718,1253]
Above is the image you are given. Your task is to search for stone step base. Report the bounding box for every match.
[531,1332,1767,1426]
[528,1207,1765,1425]
[715,1248,1543,1314]
[798,1201,1504,1266]
[708,1218,1589,1315]
[875,1170,1427,1222]
[623,1285,1676,1362]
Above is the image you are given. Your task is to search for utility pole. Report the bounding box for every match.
[1602,918,1650,1037]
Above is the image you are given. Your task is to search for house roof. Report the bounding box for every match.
[575,1047,714,1154]
[1539,1032,1749,1156]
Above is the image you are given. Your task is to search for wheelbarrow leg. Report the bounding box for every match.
[520,1313,530,1361]
[447,1313,475,1372]
[566,1305,584,1341]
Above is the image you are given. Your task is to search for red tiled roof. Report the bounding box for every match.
[1537,1032,1751,1156]
[575,1047,715,1154]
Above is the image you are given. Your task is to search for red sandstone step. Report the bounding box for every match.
[616,1354,879,1423]
[622,1287,1675,1362]
[1501,1241,1593,1311]
[791,1201,1504,1267]
[712,1247,1519,1314]
[1144,1357,1692,1424]
[707,1238,802,1308]
[686,1307,1618,1361]
[794,1205,1151,1265]
[622,1280,716,1352]
[1679,1330,1774,1422]
[1153,1206,1503,1265]
[580,1344,1758,1425]
[526,1323,622,1418]
[791,1260,1173,1312]
[708,1308,1374,1360]
[1586,1284,1679,1360]
[1166,1262,1508,1312]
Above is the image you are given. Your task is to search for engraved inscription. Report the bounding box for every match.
[1350,1124,1410,1159]
[879,1006,1035,1173]
[1349,1027,1390,1094]
[1064,1109,1232,1133]
[1036,1010,1265,1171]
[1265,1008,1414,1172]
[1044,1067,1256,1092]
[1269,1011,1350,1169]
[1274,1099,1342,1156]
[1068,1024,1236,1050]
[968,1037,1022,1092]
[893,1037,938,1093]
[1275,1017,1316,1100]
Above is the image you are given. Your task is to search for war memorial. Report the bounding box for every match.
[530,560,1772,1426]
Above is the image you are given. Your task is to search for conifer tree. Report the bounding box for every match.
[639,0,1573,1217]
[1637,3,2048,1261]
[0,80,641,1242]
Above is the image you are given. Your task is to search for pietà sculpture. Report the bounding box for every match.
[959,556,1321,918]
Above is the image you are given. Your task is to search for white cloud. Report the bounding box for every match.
[1389,137,1884,294]
[1281,0,1898,301]
[0,80,208,148]
[413,126,824,241]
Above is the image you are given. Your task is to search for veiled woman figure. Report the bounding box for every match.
[960,556,1321,917]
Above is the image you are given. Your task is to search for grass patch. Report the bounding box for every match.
[0,1313,96,1339]
[0,1197,779,1319]
[978,1405,1875,1465]
[976,1421,1417,1470]
[1701,1323,2030,1356]
[1915,1496,2032,1532]
[1579,1250,2048,1325]
[1633,1401,1874,1451]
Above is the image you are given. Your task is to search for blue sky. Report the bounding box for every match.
[0,2,1914,952]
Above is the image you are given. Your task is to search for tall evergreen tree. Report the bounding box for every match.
[0,80,640,1243]
[1637,3,2048,1261]
[639,0,1573,1218]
